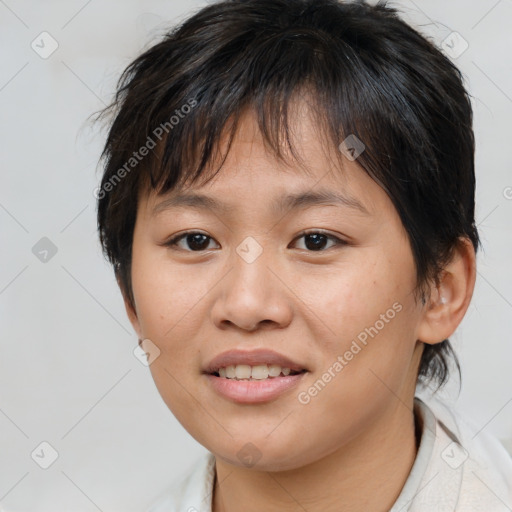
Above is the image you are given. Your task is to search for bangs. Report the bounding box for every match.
[127,32,381,198]
[98,2,436,204]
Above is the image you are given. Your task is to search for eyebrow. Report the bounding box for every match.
[152,188,370,217]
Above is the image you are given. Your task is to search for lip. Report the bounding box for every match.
[203,348,308,374]
[205,372,307,404]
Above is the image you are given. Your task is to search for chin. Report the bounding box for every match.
[205,432,320,473]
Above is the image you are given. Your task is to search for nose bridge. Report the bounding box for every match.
[229,235,274,304]
[211,235,292,330]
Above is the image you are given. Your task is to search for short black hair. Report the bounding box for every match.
[95,0,480,392]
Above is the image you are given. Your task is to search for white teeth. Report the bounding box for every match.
[216,364,299,380]
[235,365,251,379]
[268,365,282,377]
[251,365,269,380]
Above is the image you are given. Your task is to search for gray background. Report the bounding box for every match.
[1,0,511,510]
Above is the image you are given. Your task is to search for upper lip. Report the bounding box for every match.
[203,349,308,374]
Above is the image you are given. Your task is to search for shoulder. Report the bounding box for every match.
[145,451,216,512]
[414,395,512,511]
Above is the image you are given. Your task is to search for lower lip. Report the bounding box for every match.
[205,373,307,404]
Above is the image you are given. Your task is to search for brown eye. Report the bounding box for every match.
[291,231,346,252]
[164,232,218,251]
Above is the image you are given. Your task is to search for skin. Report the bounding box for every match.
[123,100,476,512]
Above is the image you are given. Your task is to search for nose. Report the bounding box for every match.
[210,246,293,332]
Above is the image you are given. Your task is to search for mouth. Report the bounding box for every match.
[203,349,309,403]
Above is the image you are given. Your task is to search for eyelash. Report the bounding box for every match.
[163,230,347,253]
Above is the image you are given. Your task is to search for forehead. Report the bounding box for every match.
[140,101,382,218]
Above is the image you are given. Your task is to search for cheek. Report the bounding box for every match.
[301,246,418,379]
[130,243,209,338]
[299,252,404,333]
[130,247,208,421]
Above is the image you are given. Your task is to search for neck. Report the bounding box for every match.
[212,400,419,512]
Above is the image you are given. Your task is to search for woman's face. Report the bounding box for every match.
[126,105,426,471]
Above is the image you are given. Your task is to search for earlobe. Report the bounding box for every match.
[416,237,476,345]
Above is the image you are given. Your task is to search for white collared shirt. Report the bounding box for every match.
[146,397,512,511]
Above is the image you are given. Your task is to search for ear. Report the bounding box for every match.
[116,273,143,340]
[416,237,476,345]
